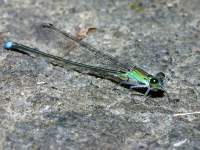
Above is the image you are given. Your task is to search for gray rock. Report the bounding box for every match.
[0,0,200,149]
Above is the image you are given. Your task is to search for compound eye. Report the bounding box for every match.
[156,72,165,78]
[150,78,159,84]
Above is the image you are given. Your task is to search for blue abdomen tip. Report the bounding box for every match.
[4,41,13,49]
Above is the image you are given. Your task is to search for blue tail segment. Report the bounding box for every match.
[3,41,13,49]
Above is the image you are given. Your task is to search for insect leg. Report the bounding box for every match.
[130,85,148,89]
[144,87,151,96]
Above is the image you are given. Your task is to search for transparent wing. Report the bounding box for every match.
[33,23,131,72]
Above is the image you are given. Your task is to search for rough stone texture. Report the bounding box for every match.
[0,0,200,149]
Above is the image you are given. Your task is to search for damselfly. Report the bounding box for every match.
[3,23,166,96]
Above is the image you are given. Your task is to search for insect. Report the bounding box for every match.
[3,23,166,96]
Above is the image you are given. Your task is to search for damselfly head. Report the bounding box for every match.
[149,76,165,92]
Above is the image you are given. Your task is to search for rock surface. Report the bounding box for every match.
[0,0,200,149]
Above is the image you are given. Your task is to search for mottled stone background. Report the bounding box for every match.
[0,0,200,149]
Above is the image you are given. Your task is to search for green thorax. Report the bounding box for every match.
[116,66,153,85]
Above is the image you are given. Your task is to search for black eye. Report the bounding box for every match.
[150,78,158,84]
[155,72,165,79]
